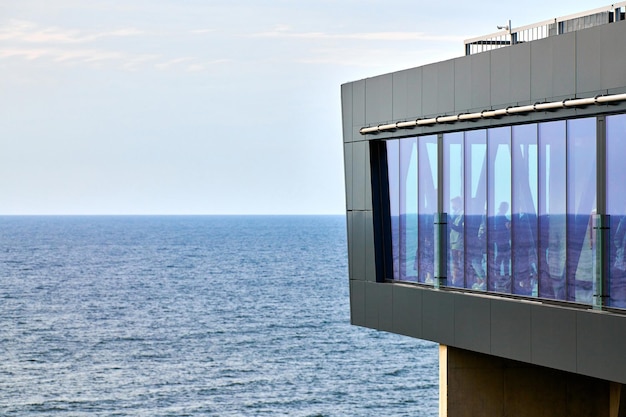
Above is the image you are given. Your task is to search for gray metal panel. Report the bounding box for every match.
[422,63,439,117]
[352,79,366,130]
[471,53,491,110]
[576,311,626,384]
[346,210,354,281]
[509,42,531,104]
[422,289,455,345]
[365,282,393,331]
[490,299,531,363]
[453,294,491,354]
[491,47,511,106]
[551,32,576,99]
[530,35,553,101]
[378,283,394,332]
[343,143,353,211]
[600,21,626,91]
[576,24,602,94]
[341,83,353,143]
[350,280,366,327]
[386,67,424,121]
[364,143,372,211]
[364,210,376,282]
[392,69,409,120]
[365,74,393,125]
[437,60,455,115]
[530,305,577,373]
[392,284,423,338]
[406,67,423,118]
[365,281,379,329]
[351,210,366,281]
[351,141,367,210]
[454,56,472,112]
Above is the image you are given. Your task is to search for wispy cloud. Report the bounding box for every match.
[0,19,222,72]
[250,25,465,42]
[0,19,144,44]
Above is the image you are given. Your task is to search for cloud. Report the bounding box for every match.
[250,25,465,43]
[0,19,144,44]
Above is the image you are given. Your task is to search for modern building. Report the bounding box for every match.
[342,3,626,416]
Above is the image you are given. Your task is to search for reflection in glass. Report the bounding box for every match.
[566,118,596,303]
[444,132,464,288]
[538,121,566,299]
[512,124,538,297]
[418,135,438,284]
[465,130,487,290]
[399,138,418,281]
[386,140,400,280]
[488,127,512,293]
[607,114,626,308]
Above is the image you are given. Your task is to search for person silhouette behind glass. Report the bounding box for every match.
[494,201,511,276]
[449,196,464,287]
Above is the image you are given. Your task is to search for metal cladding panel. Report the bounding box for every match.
[422,60,455,117]
[392,284,423,338]
[365,74,393,125]
[550,32,577,99]
[600,21,626,91]
[351,141,367,210]
[350,210,366,281]
[365,282,393,331]
[378,283,394,332]
[576,311,626,384]
[422,63,439,117]
[349,279,366,327]
[453,56,472,112]
[470,53,491,110]
[341,83,353,143]
[453,293,491,354]
[422,289,455,345]
[392,70,409,121]
[576,24,603,94]
[352,79,366,129]
[364,143,372,211]
[530,305,577,373]
[346,210,354,281]
[490,299,531,363]
[364,210,376,283]
[405,67,423,119]
[437,60,455,115]
[490,47,511,106]
[343,143,353,210]
[509,42,531,104]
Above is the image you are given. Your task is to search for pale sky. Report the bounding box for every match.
[0,0,614,215]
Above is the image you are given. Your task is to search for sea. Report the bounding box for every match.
[0,215,438,416]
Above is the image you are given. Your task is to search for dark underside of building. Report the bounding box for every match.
[342,4,626,416]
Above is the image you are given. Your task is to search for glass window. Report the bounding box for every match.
[566,118,596,304]
[465,130,487,291]
[399,138,418,281]
[606,114,626,308]
[386,140,400,280]
[444,132,464,288]
[417,135,438,284]
[538,121,566,299]
[488,127,512,293]
[512,124,539,297]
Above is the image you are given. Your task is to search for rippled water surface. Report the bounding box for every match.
[0,216,438,416]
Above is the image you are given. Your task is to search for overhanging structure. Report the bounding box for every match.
[342,4,626,417]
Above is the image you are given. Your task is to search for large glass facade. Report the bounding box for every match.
[383,115,626,310]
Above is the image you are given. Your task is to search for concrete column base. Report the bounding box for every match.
[439,345,626,417]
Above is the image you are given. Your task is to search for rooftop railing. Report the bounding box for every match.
[465,2,626,55]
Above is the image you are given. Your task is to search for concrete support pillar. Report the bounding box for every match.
[439,345,620,417]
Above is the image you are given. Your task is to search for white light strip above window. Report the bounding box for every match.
[359,93,626,135]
